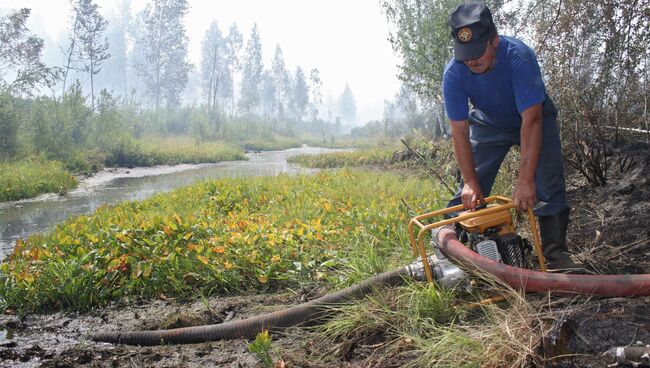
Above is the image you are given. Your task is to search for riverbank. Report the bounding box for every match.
[0,138,248,203]
[0,132,367,204]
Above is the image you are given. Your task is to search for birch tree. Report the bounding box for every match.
[0,8,50,94]
[239,23,263,114]
[308,68,322,121]
[72,0,110,110]
[271,45,291,118]
[97,0,130,99]
[134,0,190,108]
[0,8,51,158]
[201,21,226,113]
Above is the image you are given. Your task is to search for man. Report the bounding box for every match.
[442,2,581,271]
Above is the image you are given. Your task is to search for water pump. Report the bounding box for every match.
[408,196,546,283]
[455,204,532,269]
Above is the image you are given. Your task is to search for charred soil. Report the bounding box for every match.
[547,141,650,367]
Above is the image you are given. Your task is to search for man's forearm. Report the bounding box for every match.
[518,105,543,182]
[450,120,478,185]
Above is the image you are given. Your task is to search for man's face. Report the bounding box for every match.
[462,36,499,74]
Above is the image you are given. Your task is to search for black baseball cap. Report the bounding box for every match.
[449,2,496,61]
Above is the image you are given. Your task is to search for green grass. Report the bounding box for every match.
[287,148,396,168]
[106,137,246,167]
[0,158,77,202]
[0,169,446,313]
[241,136,302,151]
[318,282,460,341]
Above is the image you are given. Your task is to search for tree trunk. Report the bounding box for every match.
[62,30,78,97]
[90,59,95,111]
[208,45,218,111]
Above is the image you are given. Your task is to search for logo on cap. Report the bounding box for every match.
[457,27,472,43]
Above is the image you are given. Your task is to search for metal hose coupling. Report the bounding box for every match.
[405,255,466,289]
[604,343,650,367]
[430,225,453,253]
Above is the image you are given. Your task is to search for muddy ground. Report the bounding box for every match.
[1,141,649,367]
[0,291,331,368]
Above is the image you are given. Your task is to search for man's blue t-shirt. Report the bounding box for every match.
[442,36,546,130]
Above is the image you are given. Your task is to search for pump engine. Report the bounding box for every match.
[455,205,532,269]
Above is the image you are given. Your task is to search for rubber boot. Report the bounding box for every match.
[538,208,585,273]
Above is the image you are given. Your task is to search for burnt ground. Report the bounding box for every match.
[1,141,649,367]
[547,140,650,367]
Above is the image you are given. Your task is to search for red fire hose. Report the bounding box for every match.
[437,227,650,297]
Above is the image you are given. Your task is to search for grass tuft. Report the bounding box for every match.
[313,265,552,367]
[0,158,77,201]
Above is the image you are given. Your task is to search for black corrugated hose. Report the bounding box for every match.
[91,266,410,346]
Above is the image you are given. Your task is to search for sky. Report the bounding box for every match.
[1,0,403,123]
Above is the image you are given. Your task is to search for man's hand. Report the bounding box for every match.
[461,180,485,211]
[513,178,536,211]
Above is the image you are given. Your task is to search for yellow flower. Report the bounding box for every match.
[257,275,268,284]
[271,255,280,263]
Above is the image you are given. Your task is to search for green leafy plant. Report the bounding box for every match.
[248,330,273,367]
[0,170,440,313]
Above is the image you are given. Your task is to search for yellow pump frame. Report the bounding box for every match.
[408,195,546,283]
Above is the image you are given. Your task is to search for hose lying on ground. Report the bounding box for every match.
[604,344,650,366]
[93,228,650,346]
[436,226,650,297]
[91,266,411,345]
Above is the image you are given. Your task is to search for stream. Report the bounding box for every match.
[0,146,341,260]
